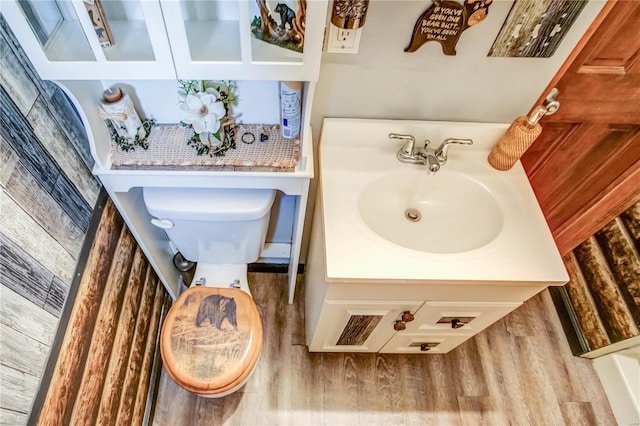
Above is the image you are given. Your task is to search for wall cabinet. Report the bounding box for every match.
[2,0,174,79]
[3,0,328,304]
[3,0,325,81]
[161,0,325,80]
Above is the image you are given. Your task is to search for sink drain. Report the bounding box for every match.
[405,208,421,222]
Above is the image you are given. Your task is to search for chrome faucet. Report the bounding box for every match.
[389,133,473,172]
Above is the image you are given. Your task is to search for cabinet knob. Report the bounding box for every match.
[394,320,406,331]
[451,319,465,329]
[420,343,431,352]
[401,311,415,323]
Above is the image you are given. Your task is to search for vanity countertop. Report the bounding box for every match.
[319,118,568,286]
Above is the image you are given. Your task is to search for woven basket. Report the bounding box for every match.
[487,116,542,171]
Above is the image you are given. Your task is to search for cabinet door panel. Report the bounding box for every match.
[161,0,326,80]
[3,0,95,77]
[380,333,470,354]
[405,301,522,335]
[4,0,175,79]
[162,0,242,64]
[307,300,423,352]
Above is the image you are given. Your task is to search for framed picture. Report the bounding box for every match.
[489,0,586,58]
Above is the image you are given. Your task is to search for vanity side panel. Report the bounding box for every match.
[305,196,329,345]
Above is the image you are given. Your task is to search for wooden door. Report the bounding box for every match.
[521,0,640,255]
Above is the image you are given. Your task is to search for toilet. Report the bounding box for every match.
[143,187,276,397]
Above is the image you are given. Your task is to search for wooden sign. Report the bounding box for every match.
[405,0,467,56]
[489,0,587,58]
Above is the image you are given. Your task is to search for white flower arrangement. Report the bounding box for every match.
[177,80,238,156]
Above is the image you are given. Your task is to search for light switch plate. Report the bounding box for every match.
[326,24,362,54]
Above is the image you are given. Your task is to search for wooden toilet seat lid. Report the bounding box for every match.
[161,286,263,395]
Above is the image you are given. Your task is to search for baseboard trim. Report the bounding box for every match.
[549,286,590,356]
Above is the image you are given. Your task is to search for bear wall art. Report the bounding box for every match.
[251,0,306,54]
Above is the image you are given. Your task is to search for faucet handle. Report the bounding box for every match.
[435,138,473,163]
[389,133,415,157]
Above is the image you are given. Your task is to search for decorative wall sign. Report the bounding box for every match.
[251,0,306,53]
[405,0,490,56]
[405,0,466,55]
[489,0,587,58]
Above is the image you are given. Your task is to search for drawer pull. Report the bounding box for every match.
[393,320,406,331]
[451,319,465,329]
[401,311,415,322]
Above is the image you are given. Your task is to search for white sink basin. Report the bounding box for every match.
[358,169,503,253]
[318,118,568,284]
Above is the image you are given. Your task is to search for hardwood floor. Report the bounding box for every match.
[152,273,616,425]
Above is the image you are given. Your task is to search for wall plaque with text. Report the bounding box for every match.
[405,0,467,56]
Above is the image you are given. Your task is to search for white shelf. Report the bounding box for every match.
[184,20,241,63]
[250,36,303,64]
[102,20,156,62]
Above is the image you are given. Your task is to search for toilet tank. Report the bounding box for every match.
[143,187,276,264]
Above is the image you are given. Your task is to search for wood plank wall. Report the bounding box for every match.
[560,200,640,354]
[31,198,171,426]
[0,15,101,424]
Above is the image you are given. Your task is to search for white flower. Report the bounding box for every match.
[180,89,226,138]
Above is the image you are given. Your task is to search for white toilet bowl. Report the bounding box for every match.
[143,187,275,397]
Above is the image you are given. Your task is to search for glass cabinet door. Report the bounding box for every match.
[91,0,157,62]
[161,0,326,81]
[8,0,95,63]
[177,0,242,63]
[4,0,175,79]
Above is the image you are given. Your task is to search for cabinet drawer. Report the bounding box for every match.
[405,301,522,334]
[307,300,423,352]
[380,333,471,354]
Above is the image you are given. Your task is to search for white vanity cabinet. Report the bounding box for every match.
[3,0,329,304]
[3,0,326,81]
[305,118,568,354]
[305,285,527,354]
[305,201,546,354]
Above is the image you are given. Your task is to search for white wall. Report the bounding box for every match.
[311,0,606,129]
